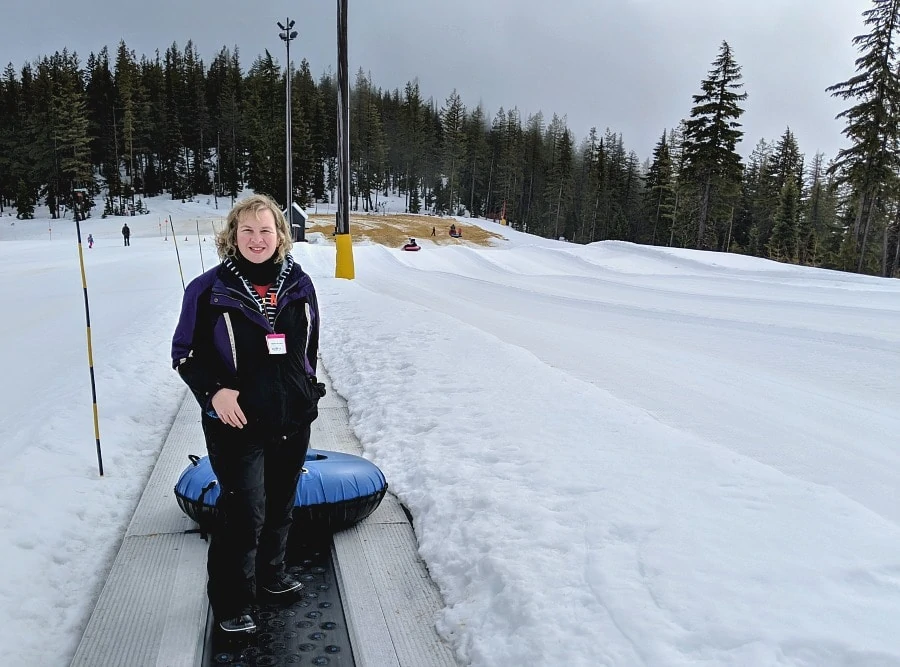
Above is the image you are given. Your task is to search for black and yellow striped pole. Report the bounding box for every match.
[73,190,104,477]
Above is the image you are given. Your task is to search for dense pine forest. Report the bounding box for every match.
[1,0,899,277]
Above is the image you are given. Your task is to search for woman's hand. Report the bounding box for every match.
[211,388,248,429]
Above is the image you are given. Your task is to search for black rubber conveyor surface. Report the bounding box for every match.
[203,536,356,666]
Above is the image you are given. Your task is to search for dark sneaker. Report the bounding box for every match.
[261,572,304,595]
[218,613,256,633]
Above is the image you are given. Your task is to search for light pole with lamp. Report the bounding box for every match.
[277,18,298,209]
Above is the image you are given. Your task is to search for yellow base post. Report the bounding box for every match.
[335,233,355,279]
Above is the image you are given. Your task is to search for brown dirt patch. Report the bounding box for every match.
[305,213,504,248]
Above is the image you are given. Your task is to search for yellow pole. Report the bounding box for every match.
[335,233,354,279]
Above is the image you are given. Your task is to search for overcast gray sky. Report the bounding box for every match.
[2,0,866,162]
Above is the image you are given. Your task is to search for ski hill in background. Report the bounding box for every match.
[1,193,899,666]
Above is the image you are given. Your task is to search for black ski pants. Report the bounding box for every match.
[204,421,311,621]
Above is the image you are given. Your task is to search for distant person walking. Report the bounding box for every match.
[431,226,435,237]
[122,223,131,246]
[87,234,94,249]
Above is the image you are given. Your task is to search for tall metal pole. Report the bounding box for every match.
[278,18,298,209]
[214,131,220,209]
[336,0,350,237]
[170,216,186,291]
[334,0,355,278]
[286,27,291,208]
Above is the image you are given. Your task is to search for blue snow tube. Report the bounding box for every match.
[174,448,388,534]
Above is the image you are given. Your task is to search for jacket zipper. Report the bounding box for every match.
[214,286,271,332]
[272,278,312,375]
[223,311,237,371]
[216,275,310,361]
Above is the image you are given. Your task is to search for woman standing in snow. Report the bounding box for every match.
[171,194,324,634]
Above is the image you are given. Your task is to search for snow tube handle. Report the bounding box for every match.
[188,454,201,467]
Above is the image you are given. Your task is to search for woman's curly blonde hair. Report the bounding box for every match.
[216,194,294,262]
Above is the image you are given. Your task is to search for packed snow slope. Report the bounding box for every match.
[0,195,898,666]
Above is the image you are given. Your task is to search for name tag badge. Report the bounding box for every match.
[266,333,287,355]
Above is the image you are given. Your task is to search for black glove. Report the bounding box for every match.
[309,376,326,398]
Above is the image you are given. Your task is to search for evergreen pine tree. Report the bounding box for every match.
[799,153,837,265]
[115,41,141,204]
[0,64,23,213]
[644,130,676,244]
[51,51,92,202]
[772,127,803,189]
[318,71,338,202]
[440,89,466,214]
[26,61,58,210]
[162,43,187,197]
[492,108,524,229]
[84,48,116,179]
[521,112,546,232]
[183,41,211,195]
[213,48,243,203]
[402,80,426,213]
[681,41,747,249]
[827,0,900,273]
[574,127,600,243]
[139,53,167,197]
[456,104,488,216]
[796,202,816,265]
[294,59,323,203]
[599,129,628,241]
[243,51,284,202]
[542,115,574,239]
[15,178,34,218]
[768,175,800,261]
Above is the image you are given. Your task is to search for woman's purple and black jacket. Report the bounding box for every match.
[171,258,321,438]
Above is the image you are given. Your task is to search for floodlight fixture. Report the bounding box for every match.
[277,18,299,209]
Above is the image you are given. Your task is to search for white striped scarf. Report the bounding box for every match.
[223,255,294,328]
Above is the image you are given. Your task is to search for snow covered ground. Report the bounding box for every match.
[0,194,899,666]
